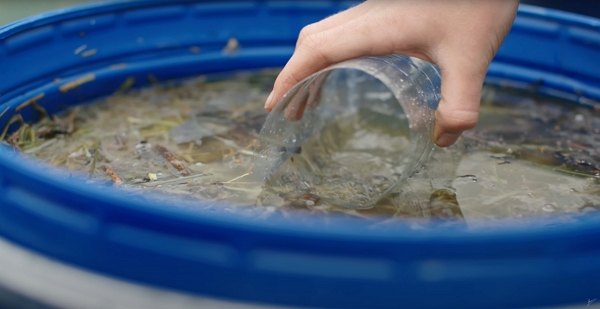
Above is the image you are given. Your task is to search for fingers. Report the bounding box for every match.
[265,4,368,112]
[265,0,519,148]
[266,17,393,112]
[433,60,487,147]
[305,71,330,111]
[296,3,370,48]
[430,0,518,147]
[283,71,330,121]
[283,79,311,121]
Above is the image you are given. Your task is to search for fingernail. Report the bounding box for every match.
[435,132,461,147]
[265,91,274,109]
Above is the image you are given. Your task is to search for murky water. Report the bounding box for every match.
[3,70,600,227]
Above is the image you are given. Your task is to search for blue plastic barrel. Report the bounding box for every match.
[1,1,600,308]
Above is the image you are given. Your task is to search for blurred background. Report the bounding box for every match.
[0,0,94,26]
[0,0,599,28]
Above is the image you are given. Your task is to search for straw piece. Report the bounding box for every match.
[74,44,87,55]
[223,172,250,184]
[101,165,123,186]
[31,101,49,119]
[155,144,191,176]
[89,148,99,177]
[59,74,96,93]
[66,108,78,134]
[141,173,211,187]
[24,138,56,154]
[81,49,97,58]
[116,77,135,94]
[109,63,127,70]
[15,93,45,112]
[1,114,25,141]
[0,107,9,120]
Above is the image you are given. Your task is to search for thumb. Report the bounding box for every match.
[433,60,487,147]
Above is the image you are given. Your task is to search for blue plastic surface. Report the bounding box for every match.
[1,1,600,309]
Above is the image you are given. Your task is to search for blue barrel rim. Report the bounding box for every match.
[0,1,599,308]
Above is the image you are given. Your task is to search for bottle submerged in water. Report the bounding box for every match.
[254,55,441,210]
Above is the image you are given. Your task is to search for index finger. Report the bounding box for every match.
[265,18,390,111]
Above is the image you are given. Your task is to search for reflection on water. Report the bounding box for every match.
[4,70,600,228]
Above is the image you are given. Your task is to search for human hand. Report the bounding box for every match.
[264,0,519,147]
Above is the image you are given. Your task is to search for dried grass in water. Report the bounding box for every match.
[4,71,600,227]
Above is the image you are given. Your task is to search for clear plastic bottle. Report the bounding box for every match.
[254,55,441,210]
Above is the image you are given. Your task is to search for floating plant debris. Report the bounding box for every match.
[59,74,96,93]
[101,165,123,186]
[3,70,600,228]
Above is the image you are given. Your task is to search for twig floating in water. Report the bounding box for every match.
[101,165,123,186]
[155,144,191,176]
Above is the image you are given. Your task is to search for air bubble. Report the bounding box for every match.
[542,204,556,212]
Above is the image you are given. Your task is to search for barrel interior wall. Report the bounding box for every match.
[1,2,600,309]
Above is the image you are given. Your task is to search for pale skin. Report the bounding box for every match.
[264,0,520,147]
